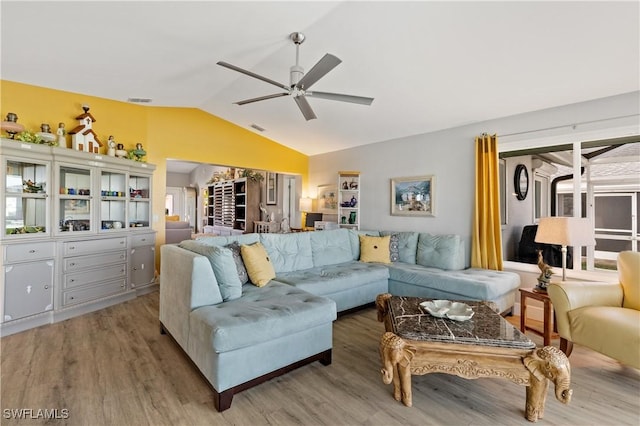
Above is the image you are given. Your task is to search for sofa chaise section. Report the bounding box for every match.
[160,244,336,411]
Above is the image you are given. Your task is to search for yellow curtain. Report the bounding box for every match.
[471,134,503,270]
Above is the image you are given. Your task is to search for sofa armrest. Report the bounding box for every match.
[160,245,221,350]
[548,281,623,341]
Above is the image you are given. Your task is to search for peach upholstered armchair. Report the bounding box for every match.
[547,251,639,369]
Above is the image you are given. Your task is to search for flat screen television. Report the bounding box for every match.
[304,212,323,228]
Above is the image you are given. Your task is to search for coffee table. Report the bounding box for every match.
[375,294,572,422]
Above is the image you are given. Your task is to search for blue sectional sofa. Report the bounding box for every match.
[159,228,520,411]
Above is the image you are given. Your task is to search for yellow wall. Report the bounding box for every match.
[1,80,309,264]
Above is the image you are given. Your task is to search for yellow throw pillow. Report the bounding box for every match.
[240,242,276,287]
[166,215,180,222]
[359,235,391,264]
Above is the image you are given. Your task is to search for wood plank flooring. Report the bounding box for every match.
[1,291,638,425]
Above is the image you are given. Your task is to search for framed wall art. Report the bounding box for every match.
[317,184,338,214]
[390,175,435,217]
[266,172,277,205]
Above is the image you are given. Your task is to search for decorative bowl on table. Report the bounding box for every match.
[420,300,474,321]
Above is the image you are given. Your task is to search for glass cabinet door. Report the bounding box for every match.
[3,159,50,237]
[128,174,151,228]
[100,170,127,232]
[58,165,93,233]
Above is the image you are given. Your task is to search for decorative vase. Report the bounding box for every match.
[348,211,356,224]
[349,196,357,207]
[341,216,346,224]
[1,112,25,139]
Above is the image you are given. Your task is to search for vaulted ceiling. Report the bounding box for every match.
[2,1,638,156]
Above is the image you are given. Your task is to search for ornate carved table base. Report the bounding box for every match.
[376,294,572,423]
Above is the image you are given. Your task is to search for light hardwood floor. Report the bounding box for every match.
[1,291,638,426]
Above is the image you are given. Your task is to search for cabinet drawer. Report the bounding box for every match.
[63,279,127,306]
[131,233,155,247]
[5,242,55,263]
[63,237,127,256]
[64,263,127,289]
[64,251,126,272]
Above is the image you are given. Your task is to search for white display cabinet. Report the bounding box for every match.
[0,137,156,336]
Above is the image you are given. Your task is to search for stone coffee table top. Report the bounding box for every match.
[387,296,535,349]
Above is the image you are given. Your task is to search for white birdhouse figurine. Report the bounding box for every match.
[68,104,102,153]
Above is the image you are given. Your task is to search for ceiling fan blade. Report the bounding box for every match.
[307,91,374,105]
[217,61,289,91]
[293,95,317,121]
[296,53,342,90]
[234,92,289,106]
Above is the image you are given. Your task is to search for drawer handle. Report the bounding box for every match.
[120,255,125,259]
[70,262,76,267]
[69,296,75,300]
[44,285,49,290]
[119,241,125,245]
[141,238,146,242]
[69,246,76,250]
[29,249,36,253]
[120,284,125,288]
[133,267,138,271]
[70,279,75,283]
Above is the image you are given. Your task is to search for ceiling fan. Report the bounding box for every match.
[217,32,374,121]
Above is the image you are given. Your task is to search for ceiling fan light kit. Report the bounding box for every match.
[217,32,374,121]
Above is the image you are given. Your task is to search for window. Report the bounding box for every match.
[500,137,640,272]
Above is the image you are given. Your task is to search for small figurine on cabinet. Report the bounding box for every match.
[342,181,349,190]
[68,104,102,153]
[115,143,127,158]
[107,135,116,156]
[57,122,67,148]
[128,142,147,162]
[1,112,25,139]
[35,123,57,145]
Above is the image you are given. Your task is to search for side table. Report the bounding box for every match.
[519,287,557,346]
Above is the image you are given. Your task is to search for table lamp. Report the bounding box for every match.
[299,197,313,228]
[534,217,596,281]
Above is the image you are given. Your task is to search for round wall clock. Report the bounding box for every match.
[514,164,529,201]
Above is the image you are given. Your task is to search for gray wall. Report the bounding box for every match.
[308,91,639,267]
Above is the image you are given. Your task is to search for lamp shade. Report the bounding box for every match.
[299,197,313,212]
[535,217,596,246]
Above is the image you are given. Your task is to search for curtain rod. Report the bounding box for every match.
[498,113,639,139]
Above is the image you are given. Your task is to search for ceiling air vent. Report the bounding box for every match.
[127,98,152,103]
[250,124,265,132]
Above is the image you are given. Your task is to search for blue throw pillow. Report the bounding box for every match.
[225,241,249,284]
[179,240,242,301]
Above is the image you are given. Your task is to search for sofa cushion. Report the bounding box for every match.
[241,242,276,287]
[568,306,640,368]
[259,232,314,273]
[274,261,390,296]
[416,233,465,270]
[359,235,391,264]
[310,228,353,267]
[189,281,337,353]
[195,233,260,247]
[225,242,249,284]
[348,229,380,260]
[387,263,519,300]
[380,231,419,264]
[618,251,640,310]
[179,240,243,301]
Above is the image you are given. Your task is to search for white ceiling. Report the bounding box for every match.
[2,1,639,159]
